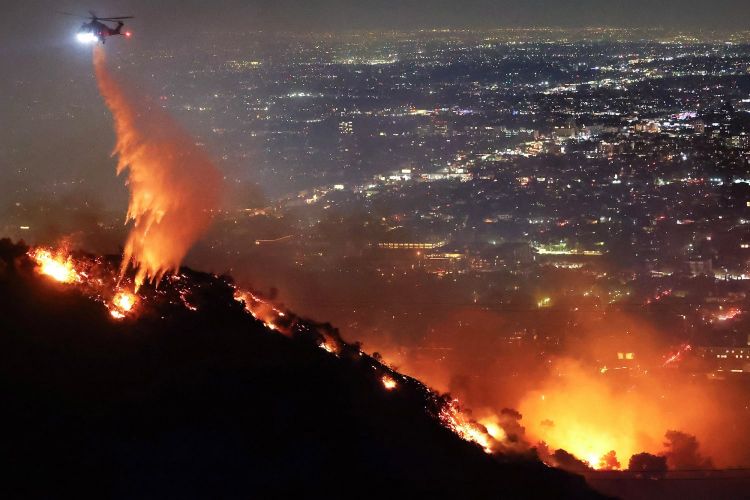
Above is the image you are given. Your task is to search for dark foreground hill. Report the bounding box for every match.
[0,240,603,498]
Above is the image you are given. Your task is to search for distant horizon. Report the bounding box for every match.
[4,1,750,45]
[192,27,750,32]
[187,27,750,38]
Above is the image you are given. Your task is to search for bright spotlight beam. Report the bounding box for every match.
[76,32,98,44]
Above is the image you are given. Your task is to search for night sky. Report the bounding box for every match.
[3,0,750,38]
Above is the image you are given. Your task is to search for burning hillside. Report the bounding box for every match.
[0,239,602,497]
[4,49,594,494]
[356,303,750,479]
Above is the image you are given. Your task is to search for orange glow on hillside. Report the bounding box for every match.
[519,365,645,469]
[517,358,723,469]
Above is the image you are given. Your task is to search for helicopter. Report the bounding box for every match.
[60,11,134,44]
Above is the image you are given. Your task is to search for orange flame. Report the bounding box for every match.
[439,399,495,454]
[109,290,137,319]
[30,248,80,284]
[234,289,293,335]
[478,418,507,442]
[381,375,397,390]
[519,367,641,469]
[517,358,720,469]
[93,47,221,291]
[319,338,340,355]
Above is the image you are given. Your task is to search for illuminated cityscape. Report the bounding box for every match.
[11,28,750,373]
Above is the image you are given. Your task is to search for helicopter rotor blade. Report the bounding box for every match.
[56,11,90,19]
[56,10,134,22]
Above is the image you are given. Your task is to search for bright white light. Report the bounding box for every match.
[76,32,98,44]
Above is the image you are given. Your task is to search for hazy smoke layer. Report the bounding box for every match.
[93,47,221,289]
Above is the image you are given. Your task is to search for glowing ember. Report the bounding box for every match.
[644,289,672,305]
[30,248,80,284]
[663,344,692,367]
[179,290,198,311]
[382,375,397,390]
[714,308,741,322]
[234,289,294,335]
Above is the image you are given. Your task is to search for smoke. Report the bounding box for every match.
[317,297,750,469]
[2,191,125,255]
[93,47,221,290]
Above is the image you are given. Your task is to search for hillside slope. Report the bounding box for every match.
[0,240,603,498]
